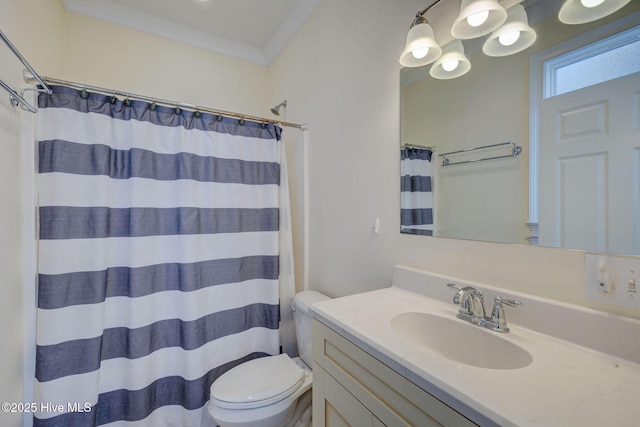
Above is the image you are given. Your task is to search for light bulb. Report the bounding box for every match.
[442,59,459,72]
[498,30,520,46]
[412,46,429,59]
[467,10,489,27]
[580,0,605,7]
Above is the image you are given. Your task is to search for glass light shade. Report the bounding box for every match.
[483,5,537,57]
[399,22,443,67]
[499,30,520,46]
[467,10,490,27]
[429,40,471,80]
[451,0,508,40]
[442,59,460,71]
[581,0,605,6]
[558,0,630,24]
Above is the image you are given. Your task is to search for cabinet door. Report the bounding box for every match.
[313,320,478,427]
[313,366,383,427]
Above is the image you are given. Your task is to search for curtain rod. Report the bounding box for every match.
[1,30,51,95]
[23,72,307,131]
[1,29,51,113]
[0,79,37,113]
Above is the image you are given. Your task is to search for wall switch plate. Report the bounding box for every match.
[585,253,640,309]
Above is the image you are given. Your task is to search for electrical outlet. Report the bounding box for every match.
[585,253,640,309]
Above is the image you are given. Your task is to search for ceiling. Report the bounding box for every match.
[62,0,322,66]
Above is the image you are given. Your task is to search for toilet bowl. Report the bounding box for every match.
[208,291,330,427]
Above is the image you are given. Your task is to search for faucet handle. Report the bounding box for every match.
[446,283,483,297]
[496,296,521,308]
[446,283,464,305]
[487,296,521,333]
[446,283,462,291]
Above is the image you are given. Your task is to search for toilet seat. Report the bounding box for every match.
[211,354,305,410]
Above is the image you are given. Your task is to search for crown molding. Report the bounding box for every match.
[263,0,322,64]
[63,0,320,67]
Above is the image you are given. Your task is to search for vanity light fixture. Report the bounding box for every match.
[429,40,471,79]
[399,0,513,72]
[451,0,508,39]
[401,0,633,78]
[399,12,442,67]
[558,0,631,24]
[483,4,536,57]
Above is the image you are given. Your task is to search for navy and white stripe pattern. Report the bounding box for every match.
[401,147,434,236]
[35,86,282,426]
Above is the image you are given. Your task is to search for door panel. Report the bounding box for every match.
[539,72,640,254]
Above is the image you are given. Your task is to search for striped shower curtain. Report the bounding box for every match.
[34,86,285,426]
[400,146,434,235]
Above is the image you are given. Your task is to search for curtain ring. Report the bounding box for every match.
[194,110,201,119]
[260,122,266,129]
[239,118,245,126]
[124,98,131,107]
[149,102,157,111]
[175,106,182,115]
[217,115,223,122]
[110,93,117,104]
[80,88,89,99]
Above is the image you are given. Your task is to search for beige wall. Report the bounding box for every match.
[270,0,417,297]
[58,13,270,117]
[0,75,29,427]
[0,1,64,426]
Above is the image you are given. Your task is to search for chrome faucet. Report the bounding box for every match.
[446,283,521,333]
[448,283,486,325]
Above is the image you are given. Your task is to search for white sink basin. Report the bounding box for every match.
[390,312,533,370]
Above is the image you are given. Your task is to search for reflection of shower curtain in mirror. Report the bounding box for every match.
[400,147,434,235]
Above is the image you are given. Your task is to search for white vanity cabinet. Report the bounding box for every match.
[310,268,640,426]
[312,320,477,427]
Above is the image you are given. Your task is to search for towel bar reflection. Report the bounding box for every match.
[401,143,436,152]
[438,142,522,167]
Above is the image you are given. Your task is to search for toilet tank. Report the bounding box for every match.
[293,291,330,367]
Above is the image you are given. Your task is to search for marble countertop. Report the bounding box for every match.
[311,285,640,426]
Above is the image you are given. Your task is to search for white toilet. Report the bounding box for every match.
[208,291,330,427]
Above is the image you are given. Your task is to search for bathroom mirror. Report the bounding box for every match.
[400,0,640,255]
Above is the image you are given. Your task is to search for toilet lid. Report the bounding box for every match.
[210,354,305,410]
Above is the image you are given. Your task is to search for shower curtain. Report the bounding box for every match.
[33,85,291,427]
[400,146,434,235]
